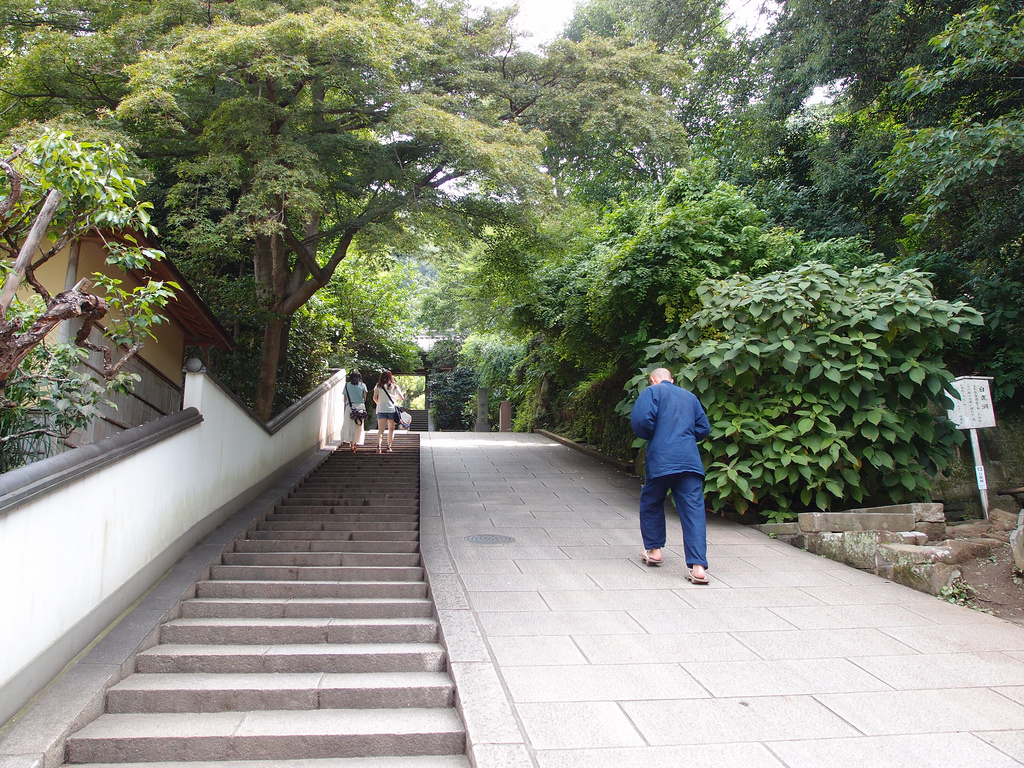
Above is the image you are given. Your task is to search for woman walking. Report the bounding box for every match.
[373,370,405,453]
[341,370,368,452]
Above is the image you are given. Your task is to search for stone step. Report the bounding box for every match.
[71,757,470,768]
[279,502,419,511]
[286,487,417,493]
[179,598,434,620]
[221,552,422,568]
[299,476,419,480]
[208,565,424,582]
[160,617,438,645]
[232,539,420,554]
[264,513,419,523]
[294,483,421,489]
[273,505,419,516]
[66,708,465,763]
[314,460,420,467]
[107,672,455,713]
[287,490,419,500]
[257,521,419,532]
[286,485,418,492]
[291,490,419,497]
[245,531,419,542]
[195,580,428,600]
[135,643,447,674]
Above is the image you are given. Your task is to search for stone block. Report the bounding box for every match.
[910,503,945,523]
[946,520,992,538]
[753,523,800,536]
[840,531,903,570]
[899,531,928,545]
[891,562,961,596]
[1010,513,1024,572]
[915,522,946,541]
[799,511,915,533]
[877,543,932,566]
[838,502,944,523]
[878,539,997,566]
[801,532,844,562]
[989,507,1019,525]
[874,551,894,580]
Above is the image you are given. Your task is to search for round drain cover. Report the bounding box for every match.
[464,534,516,544]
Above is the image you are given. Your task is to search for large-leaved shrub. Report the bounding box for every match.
[628,261,983,522]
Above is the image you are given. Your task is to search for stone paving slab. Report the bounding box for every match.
[422,432,1024,768]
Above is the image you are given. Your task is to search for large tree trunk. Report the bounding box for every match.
[251,225,358,419]
[254,315,289,421]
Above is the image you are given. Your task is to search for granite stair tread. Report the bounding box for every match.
[135,643,448,674]
[107,672,455,713]
[70,758,470,768]
[66,708,465,763]
[179,597,434,619]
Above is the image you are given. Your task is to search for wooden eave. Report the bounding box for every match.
[82,231,234,351]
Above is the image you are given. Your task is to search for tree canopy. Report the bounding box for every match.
[3,0,1020,516]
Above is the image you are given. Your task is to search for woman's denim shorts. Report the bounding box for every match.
[377,411,398,422]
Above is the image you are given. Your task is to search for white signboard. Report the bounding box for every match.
[948,376,996,430]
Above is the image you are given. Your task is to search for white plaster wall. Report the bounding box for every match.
[0,370,346,698]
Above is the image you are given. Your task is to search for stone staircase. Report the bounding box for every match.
[63,433,468,768]
[406,409,429,432]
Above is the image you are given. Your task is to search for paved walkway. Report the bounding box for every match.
[420,432,1024,768]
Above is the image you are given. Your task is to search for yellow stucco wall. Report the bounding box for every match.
[18,238,187,384]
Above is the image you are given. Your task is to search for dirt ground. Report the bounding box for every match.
[958,542,1024,623]
[947,510,1024,624]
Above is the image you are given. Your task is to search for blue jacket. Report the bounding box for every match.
[631,381,711,479]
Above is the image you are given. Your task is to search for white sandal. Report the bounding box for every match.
[641,550,663,567]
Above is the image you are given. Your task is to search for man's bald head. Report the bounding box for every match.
[649,368,673,384]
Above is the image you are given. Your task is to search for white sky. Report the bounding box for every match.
[470,0,773,47]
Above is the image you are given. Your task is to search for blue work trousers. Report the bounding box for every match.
[639,471,708,568]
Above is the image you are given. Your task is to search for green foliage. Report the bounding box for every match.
[875,4,1024,399]
[1,131,173,466]
[519,35,692,202]
[629,261,983,522]
[395,375,426,409]
[2,131,161,256]
[200,252,420,413]
[521,162,878,370]
[425,338,463,371]
[459,334,524,403]
[732,109,906,257]
[430,366,479,431]
[0,340,138,472]
[759,0,965,115]
[592,163,797,348]
[458,332,527,429]
[879,5,1024,241]
[559,367,636,456]
[940,578,979,607]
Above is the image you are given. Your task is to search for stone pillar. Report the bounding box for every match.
[475,387,489,432]
[499,400,512,432]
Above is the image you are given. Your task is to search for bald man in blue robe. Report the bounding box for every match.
[630,367,711,583]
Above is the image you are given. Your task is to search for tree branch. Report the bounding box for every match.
[0,283,106,392]
[0,149,24,222]
[0,189,62,319]
[282,226,324,284]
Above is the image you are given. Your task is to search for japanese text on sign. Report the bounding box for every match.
[948,376,996,429]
